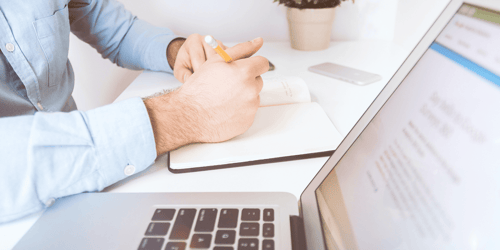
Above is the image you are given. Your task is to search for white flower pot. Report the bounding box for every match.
[287,7,336,51]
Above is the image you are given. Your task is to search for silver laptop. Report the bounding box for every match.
[13,0,500,249]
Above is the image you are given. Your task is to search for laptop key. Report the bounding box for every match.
[145,222,170,236]
[215,230,236,244]
[241,209,260,221]
[238,238,258,250]
[169,209,196,240]
[151,209,176,221]
[218,209,239,228]
[214,247,234,250]
[263,209,274,222]
[138,238,164,250]
[164,242,186,250]
[190,234,212,248]
[239,222,259,236]
[262,239,275,250]
[194,208,218,232]
[262,223,274,237]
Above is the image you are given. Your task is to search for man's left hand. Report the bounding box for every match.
[168,34,227,83]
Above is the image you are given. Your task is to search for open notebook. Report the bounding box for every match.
[115,72,343,173]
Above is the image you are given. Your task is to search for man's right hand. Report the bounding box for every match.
[144,37,269,156]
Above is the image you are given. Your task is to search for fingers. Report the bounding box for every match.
[203,38,227,59]
[177,34,224,78]
[238,56,270,77]
[183,71,193,83]
[175,34,265,84]
[202,38,217,57]
[224,37,264,61]
[174,34,209,82]
[255,76,264,94]
[174,63,193,83]
[188,44,206,72]
[219,41,228,50]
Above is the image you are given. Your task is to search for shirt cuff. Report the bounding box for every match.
[85,97,157,189]
[143,33,175,73]
[118,18,177,73]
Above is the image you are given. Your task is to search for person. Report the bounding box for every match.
[0,0,269,223]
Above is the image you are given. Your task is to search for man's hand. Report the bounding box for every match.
[171,34,227,83]
[145,37,268,156]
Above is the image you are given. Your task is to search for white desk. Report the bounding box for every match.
[116,41,408,136]
[0,41,409,250]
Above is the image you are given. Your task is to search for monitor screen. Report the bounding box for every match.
[316,3,500,249]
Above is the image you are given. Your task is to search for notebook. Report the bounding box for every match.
[115,73,343,173]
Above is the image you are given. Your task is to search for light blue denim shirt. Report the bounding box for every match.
[0,0,177,223]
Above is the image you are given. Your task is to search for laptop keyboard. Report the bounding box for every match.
[138,208,276,250]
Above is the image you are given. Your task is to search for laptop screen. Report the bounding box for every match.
[315,3,500,249]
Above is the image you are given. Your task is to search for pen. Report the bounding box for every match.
[205,35,233,63]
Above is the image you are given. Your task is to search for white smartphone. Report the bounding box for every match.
[308,62,382,86]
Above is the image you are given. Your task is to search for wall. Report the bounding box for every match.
[70,0,449,111]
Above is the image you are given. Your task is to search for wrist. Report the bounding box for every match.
[166,37,187,70]
[143,90,201,156]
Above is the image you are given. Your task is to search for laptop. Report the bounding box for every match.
[13,0,500,249]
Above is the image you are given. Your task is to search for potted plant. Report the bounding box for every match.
[275,0,351,51]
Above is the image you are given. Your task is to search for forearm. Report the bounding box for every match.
[0,98,156,223]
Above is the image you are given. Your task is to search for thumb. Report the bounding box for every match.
[225,37,263,61]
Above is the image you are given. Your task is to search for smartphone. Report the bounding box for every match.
[308,62,382,85]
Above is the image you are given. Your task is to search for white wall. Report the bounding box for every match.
[70,0,449,111]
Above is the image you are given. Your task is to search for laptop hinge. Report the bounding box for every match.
[290,215,308,250]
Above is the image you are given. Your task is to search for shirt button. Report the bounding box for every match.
[5,43,15,52]
[124,165,136,176]
[45,198,55,207]
[37,102,44,110]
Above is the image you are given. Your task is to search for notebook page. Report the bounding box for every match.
[260,76,311,107]
[169,102,342,170]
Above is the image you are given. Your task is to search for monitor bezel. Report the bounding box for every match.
[298,0,500,249]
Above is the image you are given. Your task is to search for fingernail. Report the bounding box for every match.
[183,73,188,82]
[251,37,261,43]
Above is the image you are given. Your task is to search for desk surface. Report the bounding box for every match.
[0,41,410,250]
[116,41,409,136]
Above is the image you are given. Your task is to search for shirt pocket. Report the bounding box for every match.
[33,5,70,87]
